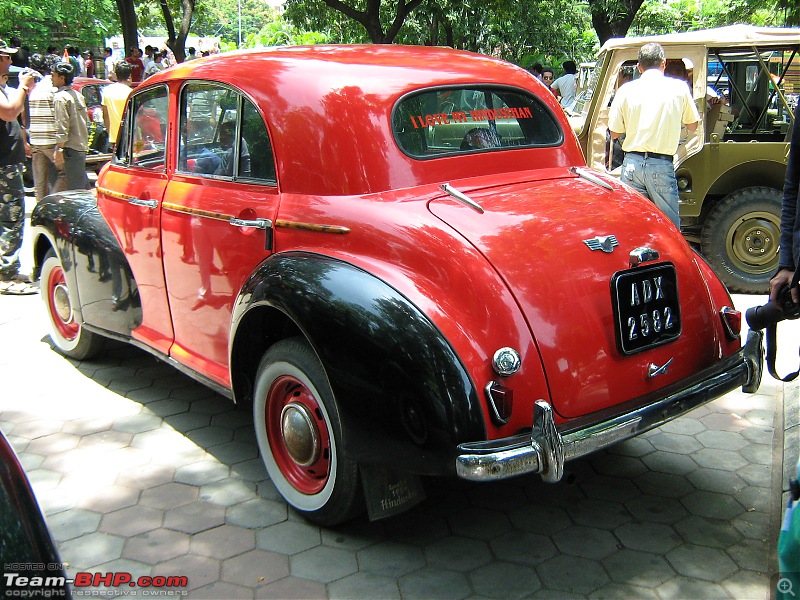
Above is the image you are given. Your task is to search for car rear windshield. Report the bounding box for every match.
[393,87,563,158]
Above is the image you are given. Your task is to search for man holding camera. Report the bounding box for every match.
[0,38,37,294]
[771,103,800,307]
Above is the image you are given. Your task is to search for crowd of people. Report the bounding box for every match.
[0,33,224,296]
[529,60,578,109]
[10,38,211,85]
[0,34,219,295]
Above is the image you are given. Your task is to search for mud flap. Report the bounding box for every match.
[360,465,426,520]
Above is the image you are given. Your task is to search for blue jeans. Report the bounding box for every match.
[620,153,680,228]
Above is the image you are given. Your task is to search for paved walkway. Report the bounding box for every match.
[1,205,797,599]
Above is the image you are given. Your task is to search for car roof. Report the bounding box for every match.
[145,44,534,99]
[73,77,112,87]
[141,45,581,196]
[599,25,800,53]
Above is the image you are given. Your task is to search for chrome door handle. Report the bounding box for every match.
[229,217,272,230]
[128,198,159,209]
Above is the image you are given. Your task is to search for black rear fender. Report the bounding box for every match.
[230,252,485,476]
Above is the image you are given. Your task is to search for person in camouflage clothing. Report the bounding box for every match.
[0,38,37,294]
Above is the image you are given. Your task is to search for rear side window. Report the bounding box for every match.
[177,82,275,183]
[81,84,103,107]
[393,87,563,158]
[114,85,168,171]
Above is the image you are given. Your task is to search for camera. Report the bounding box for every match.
[745,285,800,331]
[20,68,42,82]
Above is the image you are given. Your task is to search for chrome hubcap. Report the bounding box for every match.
[280,402,320,467]
[53,283,73,324]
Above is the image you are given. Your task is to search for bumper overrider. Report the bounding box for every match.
[456,330,764,482]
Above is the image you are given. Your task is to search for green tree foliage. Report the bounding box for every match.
[776,0,800,25]
[192,0,287,47]
[284,0,597,67]
[632,0,788,35]
[0,0,119,53]
[6,0,798,70]
[244,19,328,48]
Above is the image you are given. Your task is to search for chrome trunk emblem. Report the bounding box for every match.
[647,358,674,379]
[629,247,660,267]
[583,235,618,253]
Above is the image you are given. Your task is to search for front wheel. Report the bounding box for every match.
[699,187,782,294]
[253,338,363,526]
[41,249,104,360]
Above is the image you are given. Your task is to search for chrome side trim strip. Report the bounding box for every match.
[274,220,350,234]
[162,202,233,222]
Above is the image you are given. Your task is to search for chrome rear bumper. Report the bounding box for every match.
[456,330,764,482]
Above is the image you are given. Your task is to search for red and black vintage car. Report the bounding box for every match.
[31,45,763,525]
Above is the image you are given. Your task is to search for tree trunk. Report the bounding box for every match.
[587,0,646,45]
[160,0,195,62]
[322,0,424,43]
[116,0,139,55]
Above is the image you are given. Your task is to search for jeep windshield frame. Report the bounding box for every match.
[708,45,798,135]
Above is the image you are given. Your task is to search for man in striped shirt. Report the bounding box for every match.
[27,53,60,202]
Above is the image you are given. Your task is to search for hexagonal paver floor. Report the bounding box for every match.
[0,285,789,599]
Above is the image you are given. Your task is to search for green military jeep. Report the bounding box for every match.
[571,25,799,293]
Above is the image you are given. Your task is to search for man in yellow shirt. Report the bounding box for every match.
[101,61,134,149]
[609,43,700,228]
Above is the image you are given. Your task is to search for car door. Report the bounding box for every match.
[161,82,279,387]
[96,85,174,354]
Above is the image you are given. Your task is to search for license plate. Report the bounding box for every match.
[611,263,681,355]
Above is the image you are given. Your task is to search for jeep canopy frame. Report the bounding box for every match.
[572,25,800,293]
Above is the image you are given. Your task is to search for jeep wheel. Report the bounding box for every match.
[253,337,363,526]
[700,187,781,294]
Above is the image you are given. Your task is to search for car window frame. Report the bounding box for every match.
[176,79,276,186]
[392,83,565,160]
[112,84,169,172]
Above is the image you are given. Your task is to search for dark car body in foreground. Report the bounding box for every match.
[30,45,763,525]
[0,430,70,597]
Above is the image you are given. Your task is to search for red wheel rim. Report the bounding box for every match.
[47,263,79,342]
[266,375,332,494]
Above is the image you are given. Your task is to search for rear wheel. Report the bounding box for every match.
[253,337,362,526]
[700,187,781,294]
[41,249,104,360]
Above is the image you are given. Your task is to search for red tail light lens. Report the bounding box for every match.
[485,382,513,425]
[721,306,741,340]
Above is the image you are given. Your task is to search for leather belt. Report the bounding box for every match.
[627,150,673,161]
